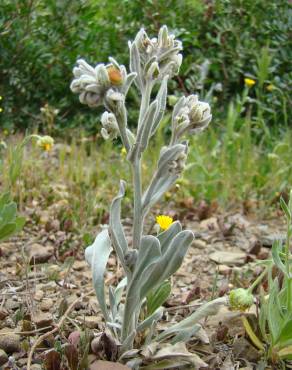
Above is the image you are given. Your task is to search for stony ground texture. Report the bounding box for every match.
[0,203,286,369]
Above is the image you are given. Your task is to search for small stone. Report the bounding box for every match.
[200,217,218,230]
[81,316,99,329]
[0,349,8,366]
[34,290,44,301]
[30,365,43,370]
[209,251,246,266]
[0,329,21,354]
[261,233,286,248]
[192,239,207,249]
[5,299,19,311]
[40,298,54,311]
[27,243,53,264]
[73,260,87,271]
[218,264,231,275]
[33,312,53,328]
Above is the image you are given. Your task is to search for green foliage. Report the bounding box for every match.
[0,0,290,132]
[244,192,292,364]
[147,281,171,316]
[0,192,25,241]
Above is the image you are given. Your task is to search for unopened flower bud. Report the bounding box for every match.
[147,62,160,80]
[106,66,123,86]
[101,111,119,140]
[229,288,254,311]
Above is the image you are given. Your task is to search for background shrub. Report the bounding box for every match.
[0,0,290,133]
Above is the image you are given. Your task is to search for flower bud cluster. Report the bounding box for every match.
[70,59,127,108]
[100,112,119,140]
[172,95,211,142]
[131,25,182,82]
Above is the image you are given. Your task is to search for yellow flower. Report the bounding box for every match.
[36,135,54,152]
[0,108,3,113]
[0,96,2,100]
[156,215,174,231]
[244,78,256,88]
[121,147,127,156]
[267,84,275,92]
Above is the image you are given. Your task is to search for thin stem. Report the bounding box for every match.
[248,266,268,293]
[132,157,143,249]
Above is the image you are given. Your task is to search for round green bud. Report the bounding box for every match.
[229,288,254,312]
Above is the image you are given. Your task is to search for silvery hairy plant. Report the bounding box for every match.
[71,26,226,367]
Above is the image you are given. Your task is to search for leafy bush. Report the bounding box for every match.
[0,0,290,132]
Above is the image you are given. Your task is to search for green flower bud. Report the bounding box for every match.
[229,288,254,312]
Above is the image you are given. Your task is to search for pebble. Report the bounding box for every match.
[192,239,207,249]
[0,329,21,354]
[33,312,53,328]
[40,298,54,311]
[209,251,246,266]
[80,316,99,329]
[27,243,54,264]
[34,290,44,301]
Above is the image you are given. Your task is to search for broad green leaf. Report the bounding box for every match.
[147,280,171,316]
[0,223,16,242]
[277,319,292,347]
[0,202,17,224]
[15,216,26,232]
[85,229,112,321]
[0,192,10,209]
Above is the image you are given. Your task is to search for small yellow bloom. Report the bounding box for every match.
[244,78,256,88]
[267,84,275,92]
[121,147,127,156]
[0,96,2,100]
[156,215,174,231]
[0,108,3,113]
[36,135,54,152]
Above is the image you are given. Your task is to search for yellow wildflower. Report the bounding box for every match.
[244,78,256,88]
[36,135,54,152]
[267,84,275,92]
[0,108,3,113]
[156,215,174,231]
[121,147,127,156]
[0,96,2,100]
